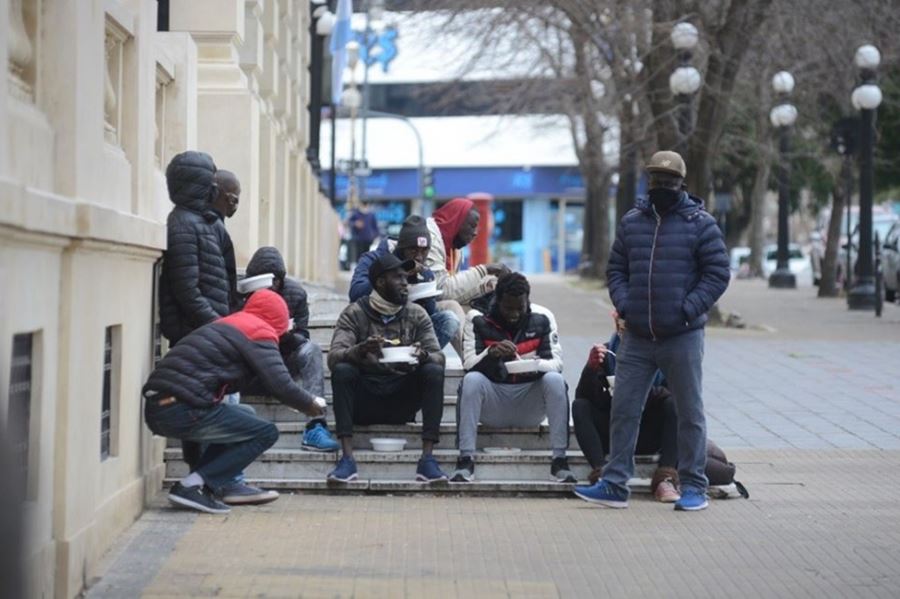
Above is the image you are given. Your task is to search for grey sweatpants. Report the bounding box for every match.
[458,371,569,458]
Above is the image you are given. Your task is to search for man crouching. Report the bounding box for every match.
[143,290,325,514]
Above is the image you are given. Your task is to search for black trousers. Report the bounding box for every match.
[330,362,444,442]
[572,392,677,470]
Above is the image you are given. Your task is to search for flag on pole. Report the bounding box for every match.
[329,0,353,105]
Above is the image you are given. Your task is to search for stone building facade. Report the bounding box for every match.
[0,1,338,596]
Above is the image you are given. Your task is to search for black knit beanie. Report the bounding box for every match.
[396,215,431,251]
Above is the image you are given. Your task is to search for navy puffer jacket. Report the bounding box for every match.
[606,192,730,339]
[158,151,232,344]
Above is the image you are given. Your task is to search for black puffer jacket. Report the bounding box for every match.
[143,290,315,411]
[158,151,233,344]
[245,247,310,352]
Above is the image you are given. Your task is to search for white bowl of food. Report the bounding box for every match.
[237,273,275,294]
[408,281,441,302]
[505,359,541,374]
[370,438,407,452]
[380,345,416,363]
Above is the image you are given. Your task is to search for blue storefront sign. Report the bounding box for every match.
[322,166,586,200]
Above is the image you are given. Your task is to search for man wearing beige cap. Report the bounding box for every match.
[574,150,730,512]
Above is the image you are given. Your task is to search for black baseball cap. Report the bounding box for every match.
[368,253,415,285]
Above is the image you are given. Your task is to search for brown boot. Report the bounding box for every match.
[588,467,602,485]
[651,467,680,503]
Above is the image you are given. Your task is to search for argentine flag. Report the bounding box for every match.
[329,0,353,105]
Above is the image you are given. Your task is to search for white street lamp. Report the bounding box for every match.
[346,40,360,69]
[671,22,699,50]
[855,44,881,70]
[851,84,883,110]
[771,71,795,95]
[340,86,362,109]
[315,9,334,36]
[769,103,798,128]
[669,66,702,95]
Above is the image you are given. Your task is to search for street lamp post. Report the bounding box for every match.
[669,22,701,153]
[768,71,799,289]
[847,44,883,310]
[341,41,362,209]
[359,0,385,203]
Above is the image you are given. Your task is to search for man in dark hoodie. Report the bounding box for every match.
[349,215,460,349]
[143,290,325,514]
[574,151,730,512]
[244,246,338,452]
[327,254,447,484]
[158,151,232,345]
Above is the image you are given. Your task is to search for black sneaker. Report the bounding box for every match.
[451,456,475,482]
[551,457,577,483]
[168,482,231,514]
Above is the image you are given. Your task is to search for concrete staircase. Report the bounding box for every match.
[163,290,658,495]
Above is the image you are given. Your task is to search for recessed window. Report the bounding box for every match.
[8,333,34,490]
[101,326,122,461]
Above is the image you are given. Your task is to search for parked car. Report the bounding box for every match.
[837,213,900,287]
[882,220,900,303]
[810,205,894,286]
[763,243,809,279]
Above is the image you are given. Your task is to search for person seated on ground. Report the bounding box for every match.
[349,215,460,349]
[243,246,338,452]
[326,253,448,483]
[426,198,510,351]
[453,272,575,483]
[573,312,748,501]
[143,290,325,514]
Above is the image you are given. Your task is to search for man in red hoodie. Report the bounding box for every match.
[143,290,325,514]
[426,198,509,351]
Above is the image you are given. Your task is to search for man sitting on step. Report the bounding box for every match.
[453,272,576,483]
[143,290,326,514]
[243,246,338,452]
[327,253,448,483]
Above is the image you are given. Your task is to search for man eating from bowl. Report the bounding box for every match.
[349,215,460,349]
[327,253,448,483]
[453,272,573,483]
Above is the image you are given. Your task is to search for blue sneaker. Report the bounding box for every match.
[327,456,358,483]
[301,422,340,452]
[674,488,709,511]
[415,455,449,483]
[573,480,629,508]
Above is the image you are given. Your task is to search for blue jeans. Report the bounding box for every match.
[145,393,278,494]
[286,341,326,428]
[602,329,708,496]
[431,309,460,349]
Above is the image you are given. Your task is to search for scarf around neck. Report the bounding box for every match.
[369,289,404,316]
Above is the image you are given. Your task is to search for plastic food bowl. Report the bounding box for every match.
[370,438,407,452]
[237,273,275,294]
[505,359,541,374]
[380,345,416,362]
[408,281,441,302]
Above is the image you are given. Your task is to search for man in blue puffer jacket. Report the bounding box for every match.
[349,215,460,349]
[574,150,730,512]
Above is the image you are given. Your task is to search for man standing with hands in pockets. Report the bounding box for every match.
[574,151,730,511]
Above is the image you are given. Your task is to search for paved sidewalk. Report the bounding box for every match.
[88,449,900,598]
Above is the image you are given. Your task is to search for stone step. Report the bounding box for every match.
[241,394,461,423]
[163,477,653,496]
[164,448,659,482]
[165,422,580,450]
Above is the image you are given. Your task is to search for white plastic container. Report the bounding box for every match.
[380,345,416,363]
[408,281,441,302]
[237,273,275,294]
[370,438,407,452]
[505,359,541,374]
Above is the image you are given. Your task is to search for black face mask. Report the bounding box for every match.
[648,188,681,213]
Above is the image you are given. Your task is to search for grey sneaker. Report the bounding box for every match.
[168,483,230,514]
[218,482,280,506]
[451,456,475,482]
[551,457,577,483]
